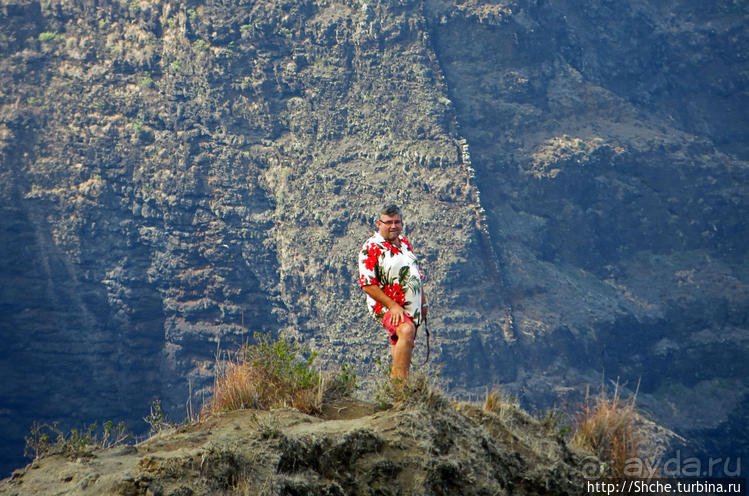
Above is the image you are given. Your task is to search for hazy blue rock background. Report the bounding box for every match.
[1,0,747,477]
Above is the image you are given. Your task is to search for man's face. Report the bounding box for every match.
[377,213,402,242]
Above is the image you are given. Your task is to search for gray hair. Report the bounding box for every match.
[380,204,402,219]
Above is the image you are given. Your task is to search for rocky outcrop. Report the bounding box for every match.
[1,0,747,477]
[0,398,591,496]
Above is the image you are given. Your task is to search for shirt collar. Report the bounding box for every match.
[373,231,402,245]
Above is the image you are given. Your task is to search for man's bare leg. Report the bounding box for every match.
[390,321,416,380]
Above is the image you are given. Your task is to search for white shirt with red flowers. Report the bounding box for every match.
[358,231,424,325]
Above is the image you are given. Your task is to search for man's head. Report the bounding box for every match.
[377,204,403,242]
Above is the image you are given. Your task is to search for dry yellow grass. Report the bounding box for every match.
[481,389,522,427]
[205,358,323,417]
[483,389,517,414]
[204,335,356,418]
[572,385,642,477]
[208,361,270,412]
[375,370,448,409]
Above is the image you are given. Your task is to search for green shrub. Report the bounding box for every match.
[537,408,572,439]
[144,399,175,435]
[337,363,358,397]
[139,73,154,88]
[193,39,209,51]
[245,333,319,390]
[38,32,61,43]
[25,420,130,460]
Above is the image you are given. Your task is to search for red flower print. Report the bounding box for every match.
[359,230,425,326]
[364,244,383,271]
[383,283,406,306]
[364,254,378,271]
[383,242,401,255]
[367,244,382,258]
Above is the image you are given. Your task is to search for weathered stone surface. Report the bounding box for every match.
[0,0,747,477]
[0,399,593,496]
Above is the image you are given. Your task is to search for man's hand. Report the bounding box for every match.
[363,284,406,324]
[387,303,407,326]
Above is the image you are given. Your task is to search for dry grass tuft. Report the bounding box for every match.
[208,361,283,413]
[204,334,356,418]
[571,383,642,477]
[483,389,518,416]
[481,388,536,432]
[376,369,448,409]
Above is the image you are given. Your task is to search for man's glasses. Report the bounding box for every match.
[378,219,402,226]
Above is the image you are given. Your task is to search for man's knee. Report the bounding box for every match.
[397,321,416,343]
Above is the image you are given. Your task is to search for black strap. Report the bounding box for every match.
[421,321,430,366]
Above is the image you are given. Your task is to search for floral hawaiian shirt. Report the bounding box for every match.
[358,231,425,325]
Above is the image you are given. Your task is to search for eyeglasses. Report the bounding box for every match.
[378,219,402,226]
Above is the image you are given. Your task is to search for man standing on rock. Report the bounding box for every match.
[358,204,428,379]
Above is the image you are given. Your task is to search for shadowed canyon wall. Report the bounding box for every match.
[1,0,747,476]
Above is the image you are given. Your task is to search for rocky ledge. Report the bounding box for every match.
[1,396,591,496]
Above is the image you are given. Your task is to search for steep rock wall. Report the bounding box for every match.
[1,0,747,476]
[0,0,500,474]
[426,0,749,459]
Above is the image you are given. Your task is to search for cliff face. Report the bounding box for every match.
[426,0,749,454]
[1,0,747,476]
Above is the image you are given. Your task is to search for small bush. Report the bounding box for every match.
[38,31,61,43]
[144,399,175,435]
[204,333,357,417]
[335,362,358,397]
[139,73,154,88]
[193,39,209,51]
[571,384,642,477]
[25,420,130,460]
[537,409,572,439]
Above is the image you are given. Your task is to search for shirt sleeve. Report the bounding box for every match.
[358,242,381,288]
